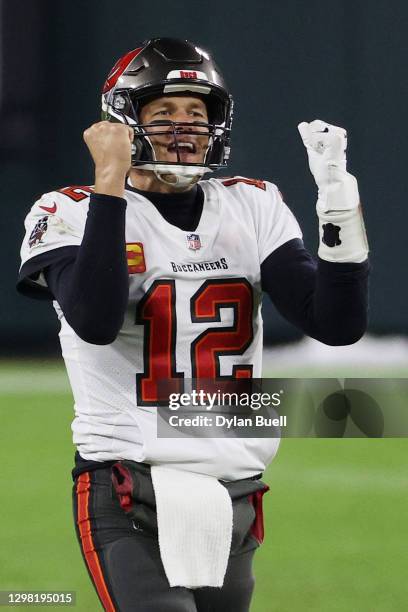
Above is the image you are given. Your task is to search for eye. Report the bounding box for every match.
[152,109,170,117]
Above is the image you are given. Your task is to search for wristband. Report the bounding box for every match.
[318,205,369,263]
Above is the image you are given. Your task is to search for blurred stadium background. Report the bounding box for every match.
[1,1,407,610]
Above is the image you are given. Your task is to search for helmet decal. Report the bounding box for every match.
[166,70,209,80]
[102,47,144,94]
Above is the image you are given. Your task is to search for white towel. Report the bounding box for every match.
[150,465,233,589]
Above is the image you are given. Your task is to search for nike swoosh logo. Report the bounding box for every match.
[39,202,57,213]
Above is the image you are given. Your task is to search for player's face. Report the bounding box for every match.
[139,96,209,164]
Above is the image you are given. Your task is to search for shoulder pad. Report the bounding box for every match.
[29,186,93,219]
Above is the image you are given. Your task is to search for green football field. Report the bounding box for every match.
[1,361,407,611]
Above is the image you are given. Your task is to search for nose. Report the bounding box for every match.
[169,110,196,131]
[174,122,194,134]
[174,109,192,122]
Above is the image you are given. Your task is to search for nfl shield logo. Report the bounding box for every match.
[186,233,201,250]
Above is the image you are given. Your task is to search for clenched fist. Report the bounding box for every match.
[298,119,359,213]
[83,121,134,197]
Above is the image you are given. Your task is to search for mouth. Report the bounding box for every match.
[167,141,197,154]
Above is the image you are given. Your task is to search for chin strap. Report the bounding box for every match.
[153,164,208,188]
[137,133,212,188]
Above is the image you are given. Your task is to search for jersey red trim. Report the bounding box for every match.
[76,473,116,612]
[221,177,266,191]
[58,186,94,202]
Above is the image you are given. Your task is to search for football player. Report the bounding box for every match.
[17,38,369,612]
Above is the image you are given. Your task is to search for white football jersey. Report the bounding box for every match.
[20,177,302,480]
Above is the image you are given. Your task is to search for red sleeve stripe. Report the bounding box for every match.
[76,473,116,612]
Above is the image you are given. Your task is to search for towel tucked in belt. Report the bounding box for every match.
[150,465,233,588]
[111,461,268,589]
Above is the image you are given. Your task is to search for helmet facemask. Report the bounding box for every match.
[133,119,214,187]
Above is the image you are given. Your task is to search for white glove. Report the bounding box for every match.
[297,119,368,263]
[297,119,360,213]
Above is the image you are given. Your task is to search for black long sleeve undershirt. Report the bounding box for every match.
[261,239,369,346]
[17,190,369,346]
[55,194,129,344]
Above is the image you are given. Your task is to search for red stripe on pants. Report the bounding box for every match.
[76,472,116,612]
